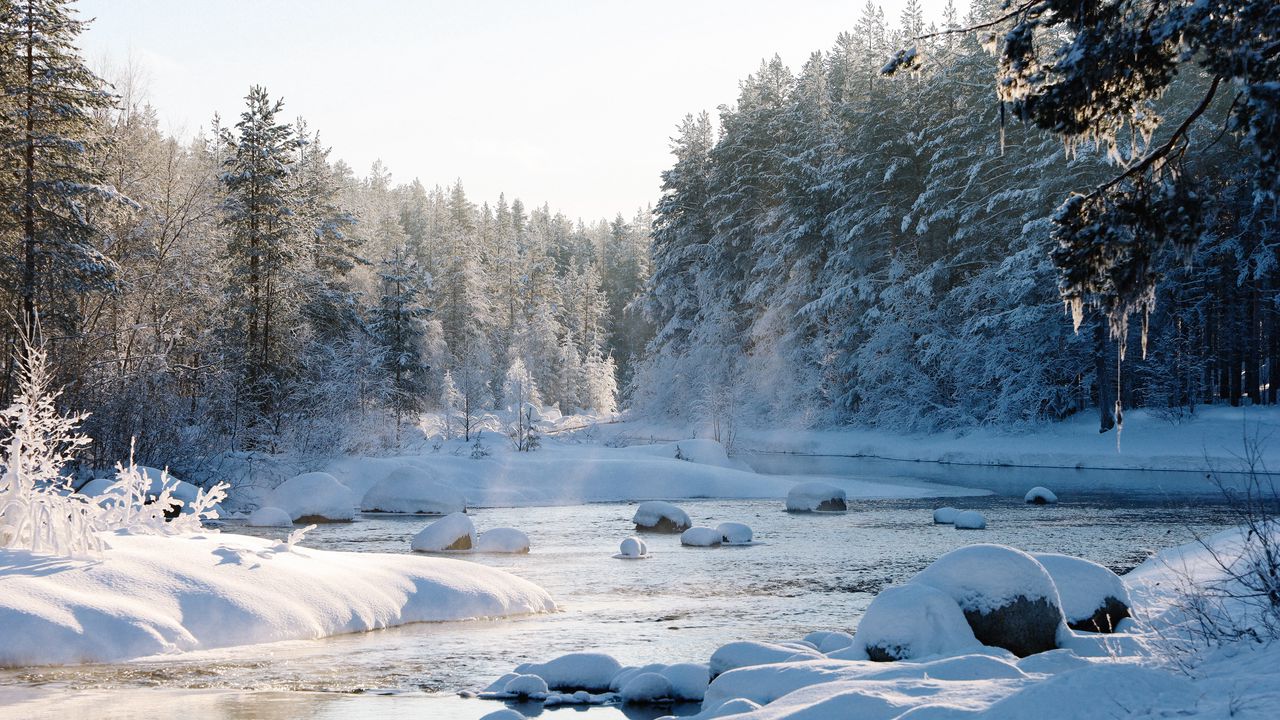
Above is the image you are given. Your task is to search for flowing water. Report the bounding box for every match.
[0,460,1240,720]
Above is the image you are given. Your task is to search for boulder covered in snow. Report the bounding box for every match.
[619,672,673,703]
[681,526,723,547]
[1032,552,1131,633]
[410,512,476,552]
[717,522,753,545]
[359,466,466,515]
[661,662,709,701]
[785,482,847,512]
[933,507,960,524]
[246,506,294,527]
[850,583,981,661]
[479,710,527,720]
[911,544,1065,657]
[803,630,854,654]
[475,527,530,554]
[632,500,692,532]
[503,673,549,698]
[515,652,623,692]
[953,510,987,529]
[709,641,823,679]
[262,472,355,522]
[1024,486,1059,505]
[616,536,649,559]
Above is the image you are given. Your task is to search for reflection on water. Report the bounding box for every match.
[0,468,1239,719]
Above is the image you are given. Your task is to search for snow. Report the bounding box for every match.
[0,531,553,666]
[616,536,650,559]
[932,507,959,524]
[976,664,1196,719]
[475,527,530,553]
[503,673,549,698]
[911,545,1060,616]
[662,662,711,701]
[479,710,527,720]
[709,641,823,678]
[1031,553,1129,626]
[410,512,476,552]
[261,472,355,522]
[245,506,293,527]
[619,672,674,703]
[1024,486,1058,504]
[785,482,847,512]
[359,466,466,515]
[718,521,753,545]
[952,510,986,529]
[514,652,623,692]
[847,583,982,661]
[631,438,750,471]
[77,468,202,514]
[681,526,723,547]
[803,630,853,653]
[633,500,692,531]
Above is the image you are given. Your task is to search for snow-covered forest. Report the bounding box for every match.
[635,0,1276,434]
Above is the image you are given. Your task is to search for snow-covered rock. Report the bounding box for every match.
[0,532,553,666]
[410,512,476,552]
[681,526,723,547]
[245,506,293,527]
[803,630,854,654]
[1024,486,1059,505]
[262,472,355,522]
[717,522,753,545]
[479,710,526,720]
[704,698,762,717]
[475,528,530,554]
[933,506,960,524]
[615,536,649,559]
[849,583,981,661]
[662,662,710,701]
[359,466,466,515]
[619,672,673,703]
[785,482,847,512]
[515,652,623,692]
[953,509,987,529]
[709,641,823,679]
[503,673,549,698]
[1032,552,1130,632]
[911,544,1065,657]
[632,500,692,532]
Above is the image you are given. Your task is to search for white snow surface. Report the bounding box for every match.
[0,531,553,666]
[1031,553,1129,624]
[475,527,530,554]
[633,500,692,530]
[784,482,847,512]
[681,526,723,547]
[910,544,1061,616]
[847,583,982,660]
[245,506,293,528]
[261,472,354,522]
[359,466,466,514]
[952,510,986,530]
[709,641,823,678]
[410,512,476,552]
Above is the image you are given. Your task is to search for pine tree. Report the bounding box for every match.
[373,243,430,447]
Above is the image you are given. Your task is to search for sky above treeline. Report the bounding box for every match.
[77,0,951,222]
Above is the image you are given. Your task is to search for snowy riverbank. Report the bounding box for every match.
[0,531,554,666]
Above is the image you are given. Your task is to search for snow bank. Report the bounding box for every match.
[262,472,354,522]
[848,583,981,661]
[245,506,293,528]
[359,466,466,515]
[410,512,476,552]
[615,536,649,559]
[631,438,749,471]
[785,482,847,512]
[514,652,623,692]
[0,531,553,666]
[718,521,753,545]
[1024,486,1058,504]
[633,500,692,532]
[1032,553,1130,632]
[475,527,530,554]
[952,510,986,529]
[681,526,723,547]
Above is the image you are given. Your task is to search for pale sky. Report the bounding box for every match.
[76,0,949,222]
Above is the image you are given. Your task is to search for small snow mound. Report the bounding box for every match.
[516,652,622,692]
[479,710,527,720]
[410,512,476,552]
[619,672,673,703]
[681,526,723,547]
[504,673,549,698]
[476,528,530,554]
[1024,486,1058,504]
[263,472,355,522]
[632,501,692,532]
[953,510,986,529]
[717,522,753,545]
[804,630,854,654]
[851,583,981,661]
[246,506,293,527]
[709,641,822,679]
[1032,552,1130,632]
[785,482,847,512]
[932,507,960,524]
[662,662,709,701]
[706,698,762,717]
[360,466,466,515]
[616,536,649,559]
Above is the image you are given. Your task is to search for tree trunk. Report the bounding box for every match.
[1094,321,1115,433]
